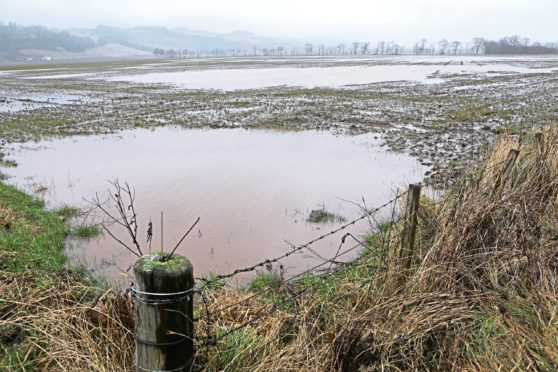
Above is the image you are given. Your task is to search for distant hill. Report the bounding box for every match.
[74,25,299,52]
[0,23,97,60]
[0,22,301,62]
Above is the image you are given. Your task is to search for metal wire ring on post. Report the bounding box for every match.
[130,287,193,305]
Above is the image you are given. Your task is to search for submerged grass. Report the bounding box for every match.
[307,206,347,224]
[72,224,101,238]
[0,159,17,168]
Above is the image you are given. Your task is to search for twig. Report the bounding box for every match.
[169,217,201,258]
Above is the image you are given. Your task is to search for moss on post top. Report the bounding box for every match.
[134,252,192,273]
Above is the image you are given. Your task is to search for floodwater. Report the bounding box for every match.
[0,93,94,113]
[3,127,425,283]
[102,55,558,90]
[6,55,557,91]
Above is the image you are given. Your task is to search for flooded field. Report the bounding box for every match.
[2,127,424,281]
[1,54,558,281]
[103,56,558,90]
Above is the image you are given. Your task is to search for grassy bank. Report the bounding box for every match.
[1,125,556,371]
[0,183,133,370]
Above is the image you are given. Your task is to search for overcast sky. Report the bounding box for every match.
[1,0,557,46]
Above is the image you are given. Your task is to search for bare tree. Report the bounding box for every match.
[438,39,449,55]
[304,43,313,55]
[472,37,485,54]
[375,41,385,55]
[360,41,370,54]
[451,41,461,55]
[89,179,199,259]
[419,38,427,54]
[90,180,144,257]
[337,42,346,54]
[352,41,360,54]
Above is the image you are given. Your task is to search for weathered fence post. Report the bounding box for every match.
[400,184,421,281]
[493,149,520,194]
[133,252,194,372]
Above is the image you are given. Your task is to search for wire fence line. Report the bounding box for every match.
[193,234,369,323]
[132,148,518,366]
[194,237,366,348]
[192,161,516,365]
[130,177,473,360]
[195,188,410,288]
[193,226,395,351]
[188,184,425,351]
[116,140,527,371]
[189,173,498,350]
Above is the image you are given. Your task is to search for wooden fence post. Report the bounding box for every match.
[133,252,194,372]
[400,184,421,280]
[493,149,520,194]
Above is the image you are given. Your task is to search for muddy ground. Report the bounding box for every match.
[1,56,558,187]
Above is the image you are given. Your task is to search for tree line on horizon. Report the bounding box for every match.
[411,36,558,55]
[0,22,556,61]
[154,36,558,58]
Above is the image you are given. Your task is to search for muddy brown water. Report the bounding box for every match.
[4,127,425,284]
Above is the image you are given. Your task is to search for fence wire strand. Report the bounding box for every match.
[195,188,410,290]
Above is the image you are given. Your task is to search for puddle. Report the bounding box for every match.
[0,93,95,113]
[4,127,425,283]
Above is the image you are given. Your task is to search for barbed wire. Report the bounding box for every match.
[195,189,410,289]
[192,222,395,348]
[138,151,521,358]
[192,233,387,356]
[184,158,521,360]
[201,132,548,359]
[193,233,369,322]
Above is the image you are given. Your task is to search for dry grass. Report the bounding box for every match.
[0,206,17,232]
[1,125,556,371]
[0,271,134,371]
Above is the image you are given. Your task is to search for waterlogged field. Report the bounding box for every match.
[3,127,424,280]
[1,54,557,280]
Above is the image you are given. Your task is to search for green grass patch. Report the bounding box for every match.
[56,205,79,220]
[199,272,227,293]
[468,311,506,361]
[0,181,107,369]
[247,272,288,306]
[72,224,101,238]
[212,326,266,370]
[364,219,393,251]
[0,182,69,281]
